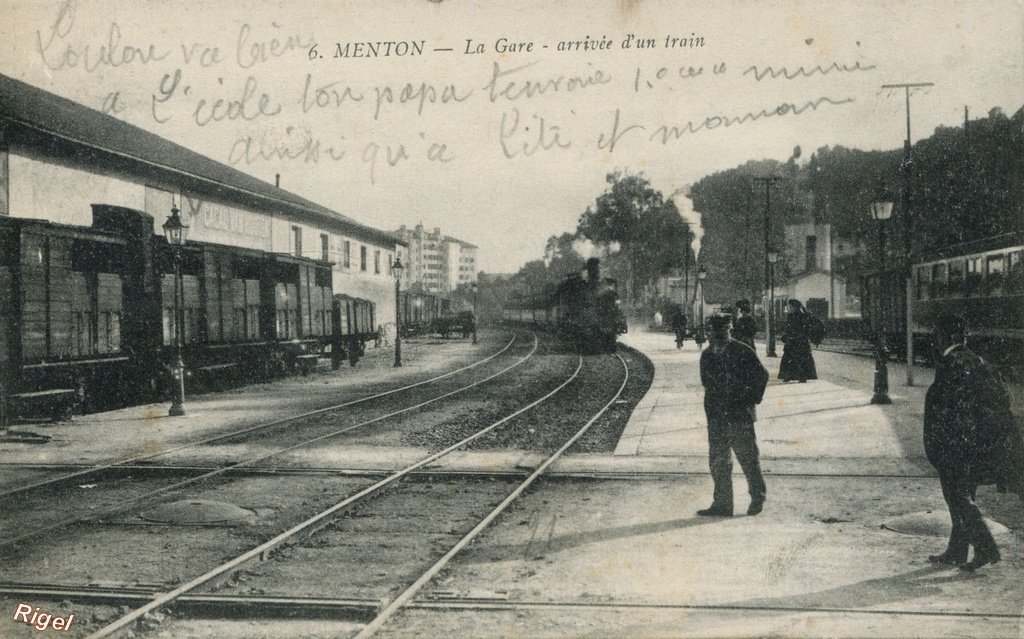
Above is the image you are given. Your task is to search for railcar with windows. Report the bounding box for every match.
[862,232,1023,371]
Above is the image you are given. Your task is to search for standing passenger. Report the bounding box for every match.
[671,305,687,349]
[697,313,769,517]
[924,314,1024,571]
[778,299,817,382]
[733,300,758,351]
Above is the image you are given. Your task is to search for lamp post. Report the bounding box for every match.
[767,248,779,357]
[754,176,782,357]
[392,256,403,368]
[882,81,932,387]
[696,266,707,349]
[162,201,189,417]
[471,282,478,344]
[681,221,693,308]
[870,199,894,405]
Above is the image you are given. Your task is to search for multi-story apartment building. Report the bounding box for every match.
[393,224,478,293]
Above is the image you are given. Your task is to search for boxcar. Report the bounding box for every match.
[332,294,377,366]
[1,204,339,424]
[0,216,134,418]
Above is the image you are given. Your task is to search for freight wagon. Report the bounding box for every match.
[1,205,342,424]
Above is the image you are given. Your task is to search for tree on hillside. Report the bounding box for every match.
[577,171,694,310]
[691,106,1024,313]
[690,161,790,304]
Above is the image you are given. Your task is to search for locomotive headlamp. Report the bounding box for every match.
[162,203,189,246]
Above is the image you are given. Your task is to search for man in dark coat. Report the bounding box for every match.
[697,312,770,517]
[671,306,687,348]
[924,314,1024,571]
[733,299,758,351]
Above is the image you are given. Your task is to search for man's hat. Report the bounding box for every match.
[736,299,751,311]
[707,311,733,327]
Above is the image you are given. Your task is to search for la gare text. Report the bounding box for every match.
[323,34,702,59]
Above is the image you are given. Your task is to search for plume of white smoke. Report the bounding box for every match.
[669,186,703,257]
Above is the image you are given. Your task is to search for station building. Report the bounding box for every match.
[0,74,403,325]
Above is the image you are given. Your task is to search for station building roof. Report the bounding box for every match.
[0,73,402,249]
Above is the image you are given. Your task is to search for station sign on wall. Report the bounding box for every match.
[180,195,273,252]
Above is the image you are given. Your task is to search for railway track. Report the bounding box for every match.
[0,335,521,500]
[0,332,544,549]
[70,348,622,638]
[0,337,638,638]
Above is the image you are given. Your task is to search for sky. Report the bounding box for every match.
[2,0,1022,273]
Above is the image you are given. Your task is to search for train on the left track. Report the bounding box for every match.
[501,258,627,352]
[0,205,384,423]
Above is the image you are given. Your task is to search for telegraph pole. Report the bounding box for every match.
[754,176,782,357]
[881,81,933,387]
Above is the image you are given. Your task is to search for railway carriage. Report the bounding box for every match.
[862,232,1024,372]
[399,290,450,336]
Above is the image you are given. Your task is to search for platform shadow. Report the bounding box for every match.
[722,564,998,613]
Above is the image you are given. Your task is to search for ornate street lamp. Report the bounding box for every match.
[766,248,779,357]
[392,256,403,368]
[696,266,707,349]
[471,281,478,345]
[162,200,189,417]
[870,198,894,404]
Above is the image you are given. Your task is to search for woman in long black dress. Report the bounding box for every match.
[778,299,817,382]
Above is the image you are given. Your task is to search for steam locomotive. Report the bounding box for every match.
[502,258,627,352]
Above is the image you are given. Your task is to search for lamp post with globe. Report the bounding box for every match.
[162,202,189,417]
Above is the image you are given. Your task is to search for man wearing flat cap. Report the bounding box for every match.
[697,312,770,517]
[925,314,1024,571]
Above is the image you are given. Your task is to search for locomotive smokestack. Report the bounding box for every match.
[275,173,281,188]
[586,258,600,283]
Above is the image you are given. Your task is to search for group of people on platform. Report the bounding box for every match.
[668,298,820,384]
[666,300,1024,573]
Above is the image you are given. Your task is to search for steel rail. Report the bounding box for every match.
[405,598,1024,620]
[0,335,519,500]
[1,334,539,549]
[354,352,630,639]
[84,348,583,639]
[4,583,1021,622]
[0,461,943,481]
[0,583,379,620]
